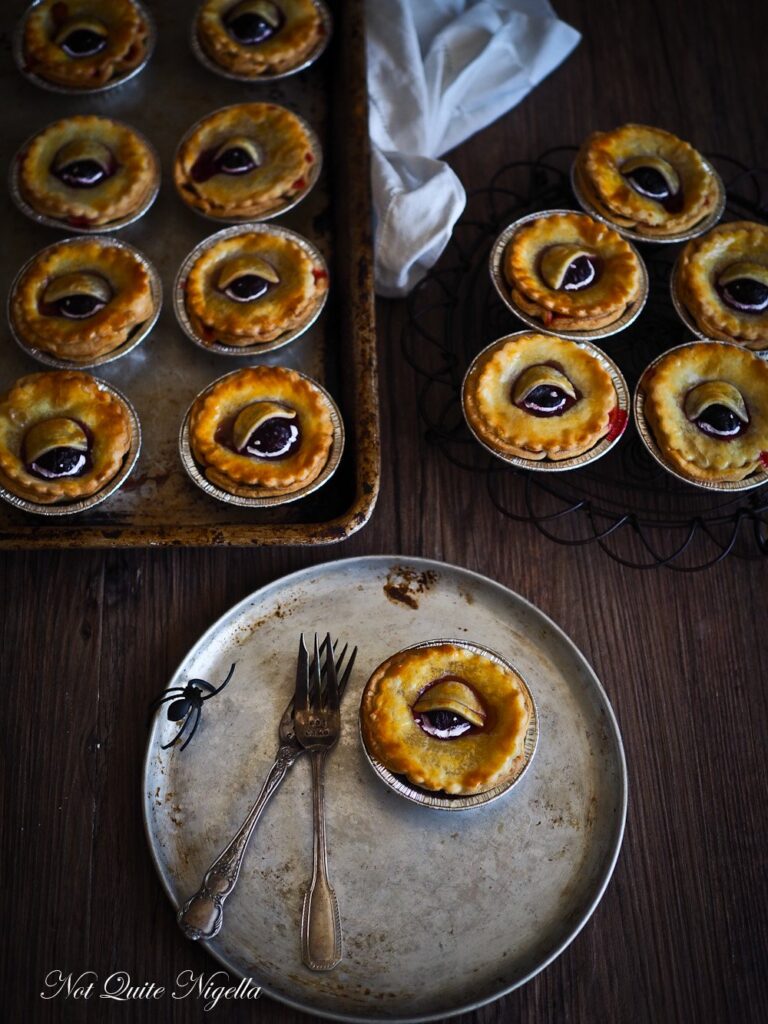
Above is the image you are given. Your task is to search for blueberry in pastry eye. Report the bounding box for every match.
[539,244,598,292]
[217,255,279,302]
[717,262,768,314]
[412,677,486,740]
[55,19,109,58]
[41,272,112,320]
[621,155,683,212]
[23,417,90,479]
[684,381,749,439]
[224,1,285,45]
[52,140,115,189]
[232,401,301,459]
[512,364,578,417]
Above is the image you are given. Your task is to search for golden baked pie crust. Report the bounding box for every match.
[504,212,642,329]
[189,365,334,493]
[643,343,768,482]
[11,238,154,361]
[196,0,323,77]
[23,0,149,89]
[0,371,131,503]
[677,222,768,349]
[464,334,618,461]
[360,643,532,795]
[184,231,324,346]
[575,124,717,236]
[18,115,157,227]
[174,103,315,220]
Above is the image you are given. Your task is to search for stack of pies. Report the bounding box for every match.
[10,238,156,363]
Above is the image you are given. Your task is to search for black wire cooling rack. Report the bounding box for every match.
[402,146,768,571]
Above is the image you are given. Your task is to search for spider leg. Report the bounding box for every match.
[206,662,237,699]
[148,688,187,712]
[179,704,202,751]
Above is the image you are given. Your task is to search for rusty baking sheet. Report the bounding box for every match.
[0,0,379,547]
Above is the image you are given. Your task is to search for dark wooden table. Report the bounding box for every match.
[3,2,767,1022]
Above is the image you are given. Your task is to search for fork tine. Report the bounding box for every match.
[324,633,340,711]
[339,646,357,699]
[311,633,322,708]
[295,634,310,711]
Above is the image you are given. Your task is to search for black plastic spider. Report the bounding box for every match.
[149,663,236,751]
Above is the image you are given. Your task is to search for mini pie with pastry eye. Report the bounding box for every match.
[503,212,643,331]
[641,342,768,484]
[183,229,327,346]
[675,222,768,350]
[21,0,150,90]
[10,237,156,362]
[188,365,336,497]
[0,370,132,504]
[574,123,719,237]
[360,642,533,796]
[174,103,317,220]
[195,0,325,78]
[17,115,158,228]
[463,333,621,462]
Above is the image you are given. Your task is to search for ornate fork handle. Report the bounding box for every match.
[177,744,299,941]
[300,749,342,970]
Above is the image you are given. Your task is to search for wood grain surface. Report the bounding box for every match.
[2,1,767,1022]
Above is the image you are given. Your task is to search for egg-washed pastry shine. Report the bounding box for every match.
[18,115,158,228]
[196,0,324,78]
[642,342,768,484]
[504,212,642,330]
[464,333,619,461]
[22,0,150,90]
[0,371,132,504]
[676,222,768,350]
[10,238,155,362]
[184,230,326,346]
[360,642,532,795]
[574,124,718,237]
[174,103,316,221]
[189,365,335,497]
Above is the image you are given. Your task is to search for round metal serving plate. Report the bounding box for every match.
[189,0,332,83]
[359,638,539,811]
[462,331,630,473]
[178,367,344,507]
[174,104,322,225]
[489,209,649,341]
[7,236,162,369]
[13,0,156,95]
[142,555,627,1023]
[570,159,726,244]
[0,379,141,516]
[669,256,768,357]
[634,339,768,492]
[9,124,161,234]
[173,222,328,355]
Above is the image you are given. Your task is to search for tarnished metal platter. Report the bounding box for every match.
[143,556,627,1022]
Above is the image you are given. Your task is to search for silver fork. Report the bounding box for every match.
[294,633,356,971]
[177,639,353,942]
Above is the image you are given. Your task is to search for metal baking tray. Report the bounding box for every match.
[0,0,379,547]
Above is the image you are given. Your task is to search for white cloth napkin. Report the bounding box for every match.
[366,1,581,297]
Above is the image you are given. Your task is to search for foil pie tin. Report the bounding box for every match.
[634,339,768,493]
[189,0,332,83]
[173,222,329,356]
[462,330,631,473]
[570,158,727,245]
[0,379,142,517]
[9,122,161,234]
[178,366,344,508]
[173,104,322,226]
[13,0,156,95]
[7,236,163,370]
[669,256,768,356]
[489,209,649,341]
[359,638,539,812]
